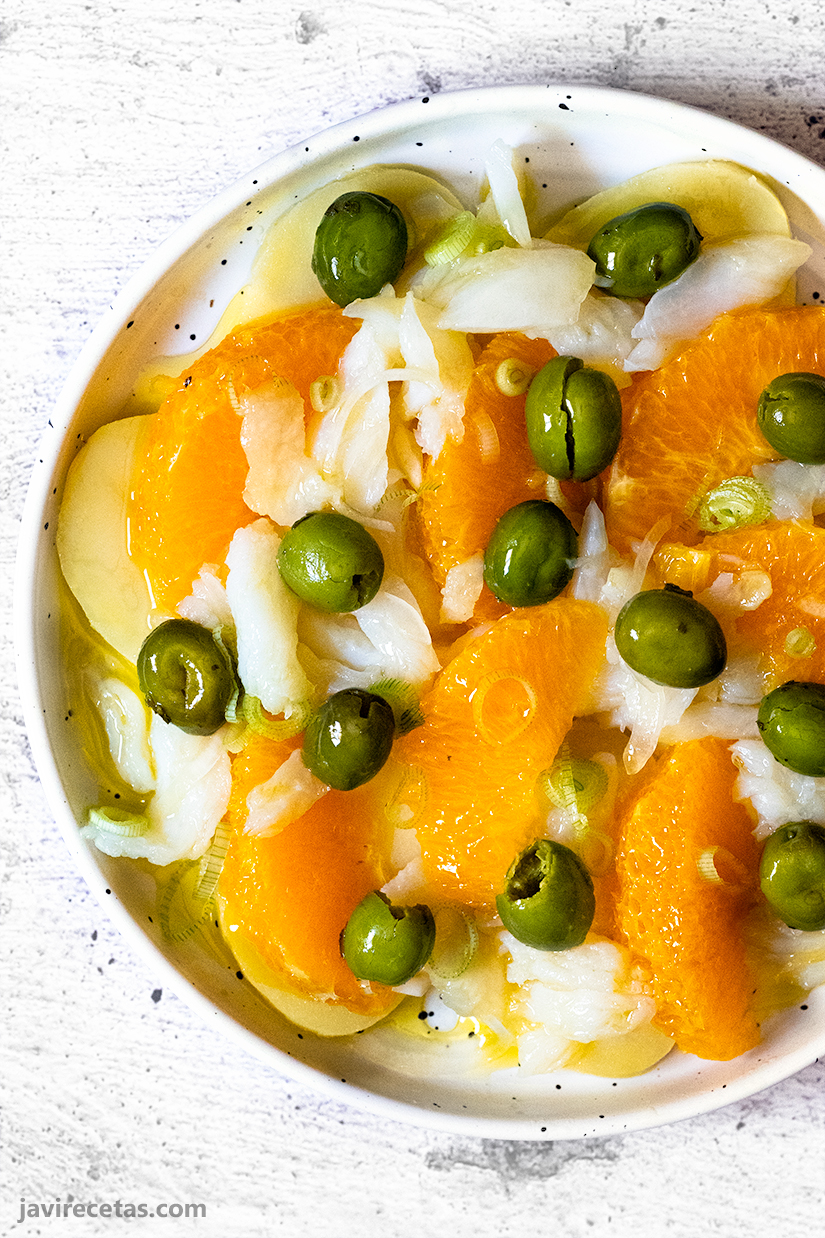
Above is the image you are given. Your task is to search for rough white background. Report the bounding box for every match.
[3,0,825,1235]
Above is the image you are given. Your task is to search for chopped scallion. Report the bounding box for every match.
[87,806,150,838]
[494,358,535,397]
[697,476,771,533]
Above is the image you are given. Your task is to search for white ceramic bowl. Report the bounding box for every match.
[16,84,825,1139]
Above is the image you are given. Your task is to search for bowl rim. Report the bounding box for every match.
[15,81,825,1140]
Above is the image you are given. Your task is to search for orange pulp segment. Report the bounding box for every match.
[219,733,396,1016]
[604,306,825,554]
[655,521,825,691]
[416,333,556,621]
[614,736,761,1060]
[129,307,358,612]
[397,598,609,909]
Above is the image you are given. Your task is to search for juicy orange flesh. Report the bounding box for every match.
[415,333,600,622]
[614,737,761,1061]
[398,599,609,909]
[219,734,397,1016]
[604,306,825,553]
[693,522,825,690]
[129,308,358,612]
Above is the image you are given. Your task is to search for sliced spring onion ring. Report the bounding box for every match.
[241,694,311,740]
[697,476,772,533]
[384,763,428,830]
[540,746,610,814]
[494,357,534,397]
[369,678,424,735]
[572,826,614,878]
[310,374,341,413]
[470,408,501,461]
[696,845,750,888]
[158,822,233,943]
[423,211,477,266]
[785,626,816,658]
[158,862,215,943]
[194,821,232,904]
[87,806,151,838]
[428,905,479,980]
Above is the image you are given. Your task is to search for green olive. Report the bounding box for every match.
[757,681,825,777]
[496,839,595,951]
[759,820,825,931]
[302,688,395,790]
[586,202,703,299]
[311,191,408,307]
[757,372,825,464]
[137,619,235,735]
[483,500,578,607]
[340,890,435,985]
[524,355,622,482]
[614,584,727,688]
[277,511,384,613]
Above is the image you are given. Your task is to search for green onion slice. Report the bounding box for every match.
[241,695,311,740]
[785,627,816,659]
[157,822,232,943]
[87,806,151,838]
[697,476,772,533]
[428,905,479,980]
[423,211,477,266]
[539,746,609,815]
[384,763,427,830]
[310,375,341,413]
[158,862,215,943]
[494,357,534,397]
[368,678,424,735]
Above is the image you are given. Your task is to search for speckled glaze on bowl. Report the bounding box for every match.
[15,84,825,1139]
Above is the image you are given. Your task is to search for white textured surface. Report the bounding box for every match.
[3,1,825,1234]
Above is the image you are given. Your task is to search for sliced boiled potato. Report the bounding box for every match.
[218,895,402,1037]
[546,160,791,250]
[56,415,155,664]
[566,1021,675,1077]
[134,166,464,401]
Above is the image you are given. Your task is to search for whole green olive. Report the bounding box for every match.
[757,372,825,464]
[496,838,595,951]
[311,191,408,307]
[524,355,622,482]
[137,618,235,735]
[340,890,436,986]
[302,688,395,790]
[757,681,825,777]
[614,584,727,688]
[586,202,703,299]
[483,499,578,607]
[759,820,825,931]
[277,511,384,613]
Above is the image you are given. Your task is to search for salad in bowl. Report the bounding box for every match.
[21,87,825,1135]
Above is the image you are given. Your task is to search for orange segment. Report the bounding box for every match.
[655,522,825,691]
[604,306,825,553]
[129,308,358,612]
[614,736,761,1060]
[219,734,396,1016]
[397,598,609,909]
[417,333,556,621]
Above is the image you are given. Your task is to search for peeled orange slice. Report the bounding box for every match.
[398,598,609,909]
[659,522,825,691]
[219,734,398,1018]
[128,307,358,613]
[614,736,761,1060]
